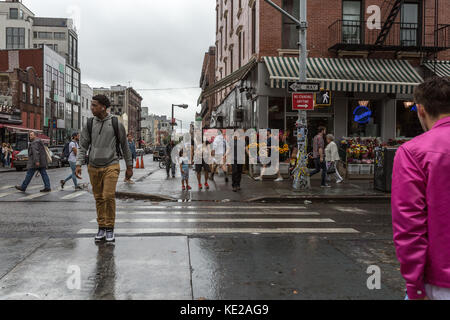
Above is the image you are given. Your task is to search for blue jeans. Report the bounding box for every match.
[310,158,327,186]
[21,168,51,190]
[63,161,78,187]
[4,155,10,167]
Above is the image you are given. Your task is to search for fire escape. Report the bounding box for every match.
[328,0,450,58]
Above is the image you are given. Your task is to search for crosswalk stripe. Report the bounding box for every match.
[92,218,335,223]
[61,191,88,200]
[77,228,359,235]
[115,211,321,216]
[0,186,41,199]
[116,206,307,210]
[0,185,13,191]
[18,191,53,200]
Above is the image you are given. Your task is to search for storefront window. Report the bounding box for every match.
[396,100,423,138]
[268,97,285,130]
[347,100,381,137]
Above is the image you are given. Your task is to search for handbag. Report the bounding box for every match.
[44,146,52,164]
[327,161,336,174]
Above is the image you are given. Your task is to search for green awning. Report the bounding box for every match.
[423,60,450,78]
[263,56,423,94]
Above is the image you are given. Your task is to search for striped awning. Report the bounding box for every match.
[423,60,450,78]
[198,57,257,105]
[263,56,423,94]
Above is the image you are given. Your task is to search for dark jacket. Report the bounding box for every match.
[128,141,137,159]
[27,138,48,169]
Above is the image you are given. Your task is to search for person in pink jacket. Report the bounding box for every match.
[392,77,450,300]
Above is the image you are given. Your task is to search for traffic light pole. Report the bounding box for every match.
[263,0,310,189]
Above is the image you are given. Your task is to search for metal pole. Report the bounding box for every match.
[49,80,55,145]
[171,104,174,140]
[293,0,311,190]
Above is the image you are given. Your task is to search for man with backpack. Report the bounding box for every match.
[60,132,82,190]
[15,131,51,193]
[75,95,133,243]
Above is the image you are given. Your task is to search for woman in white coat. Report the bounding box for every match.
[325,134,344,184]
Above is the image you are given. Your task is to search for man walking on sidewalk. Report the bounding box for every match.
[60,132,82,190]
[15,131,51,193]
[392,77,450,300]
[309,126,329,187]
[165,140,176,178]
[128,134,137,166]
[75,95,133,243]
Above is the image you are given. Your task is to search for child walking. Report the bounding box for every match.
[179,150,191,191]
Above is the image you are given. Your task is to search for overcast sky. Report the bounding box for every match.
[24,0,216,132]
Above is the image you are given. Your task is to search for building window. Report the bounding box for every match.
[400,2,419,46]
[282,0,300,49]
[33,31,37,39]
[22,83,27,102]
[9,8,18,19]
[251,4,256,54]
[225,14,228,47]
[269,97,285,130]
[242,31,245,62]
[36,88,40,106]
[347,100,382,137]
[30,86,34,104]
[6,28,25,49]
[38,32,53,40]
[342,0,362,44]
[396,101,422,138]
[58,71,64,96]
[58,103,64,120]
[238,32,242,68]
[54,32,66,40]
[230,48,234,72]
[230,0,234,30]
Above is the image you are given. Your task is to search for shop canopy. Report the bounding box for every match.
[263,56,423,94]
[197,57,257,105]
[0,124,42,133]
[423,60,450,78]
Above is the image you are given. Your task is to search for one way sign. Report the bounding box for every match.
[288,81,320,93]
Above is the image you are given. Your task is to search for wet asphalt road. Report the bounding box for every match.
[0,166,404,300]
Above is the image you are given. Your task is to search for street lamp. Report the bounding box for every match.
[171,104,188,138]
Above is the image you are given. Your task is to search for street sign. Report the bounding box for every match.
[288,81,320,93]
[292,93,314,111]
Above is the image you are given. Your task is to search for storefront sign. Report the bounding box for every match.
[353,106,372,124]
[292,93,314,110]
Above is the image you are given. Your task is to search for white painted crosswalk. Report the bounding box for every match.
[78,204,360,236]
[0,185,91,202]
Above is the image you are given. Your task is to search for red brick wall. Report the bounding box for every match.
[213,0,450,105]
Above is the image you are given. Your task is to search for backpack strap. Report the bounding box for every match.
[87,117,94,143]
[111,116,122,157]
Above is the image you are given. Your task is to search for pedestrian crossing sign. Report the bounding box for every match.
[314,89,332,107]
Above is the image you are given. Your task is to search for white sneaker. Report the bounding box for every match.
[275,177,284,182]
[336,179,344,184]
[254,176,262,181]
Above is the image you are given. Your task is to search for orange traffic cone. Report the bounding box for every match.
[140,154,145,169]
[135,157,140,169]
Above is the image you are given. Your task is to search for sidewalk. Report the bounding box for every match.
[0,167,15,174]
[116,159,390,202]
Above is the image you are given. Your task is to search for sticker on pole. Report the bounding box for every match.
[292,93,314,110]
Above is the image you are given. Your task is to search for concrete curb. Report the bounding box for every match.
[0,170,15,174]
[115,191,176,202]
[245,194,391,203]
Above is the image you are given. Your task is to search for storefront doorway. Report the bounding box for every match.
[286,113,334,154]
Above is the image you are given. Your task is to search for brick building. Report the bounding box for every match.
[93,85,143,143]
[199,0,450,147]
[0,65,44,148]
[199,46,216,127]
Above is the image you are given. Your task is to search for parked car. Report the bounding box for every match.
[14,149,62,171]
[49,145,69,167]
[153,146,166,161]
[144,146,153,154]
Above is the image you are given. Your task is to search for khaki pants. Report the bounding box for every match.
[88,163,120,228]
